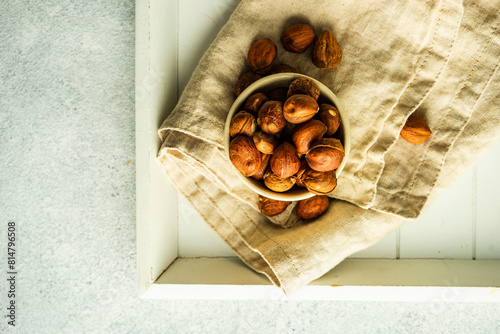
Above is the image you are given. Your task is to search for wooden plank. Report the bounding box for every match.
[476,141,500,259]
[400,168,475,259]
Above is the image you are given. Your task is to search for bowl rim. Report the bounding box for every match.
[224,73,351,201]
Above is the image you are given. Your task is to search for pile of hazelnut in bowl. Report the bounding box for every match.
[224,73,351,222]
[224,24,350,223]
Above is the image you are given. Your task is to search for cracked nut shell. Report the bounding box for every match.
[301,169,337,195]
[296,195,329,220]
[229,111,257,137]
[263,169,297,192]
[287,78,320,101]
[257,100,286,135]
[312,30,342,69]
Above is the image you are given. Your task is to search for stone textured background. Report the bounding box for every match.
[0,1,498,333]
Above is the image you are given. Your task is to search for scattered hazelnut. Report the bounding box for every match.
[296,195,329,220]
[306,138,345,172]
[253,130,279,154]
[229,136,262,177]
[257,100,286,135]
[263,169,297,192]
[236,71,262,96]
[244,93,269,115]
[301,169,337,195]
[291,119,327,154]
[268,64,298,75]
[247,38,277,74]
[229,111,257,137]
[401,115,432,144]
[258,195,291,217]
[318,104,340,136]
[281,24,316,53]
[283,94,319,124]
[270,142,301,179]
[312,30,341,69]
[287,78,320,101]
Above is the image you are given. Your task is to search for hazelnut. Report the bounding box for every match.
[312,30,342,69]
[296,195,329,220]
[270,142,301,179]
[281,24,316,53]
[295,159,309,187]
[283,94,319,124]
[253,130,279,154]
[267,87,288,103]
[268,64,298,75]
[229,136,262,177]
[318,104,340,136]
[247,38,277,74]
[236,71,262,96]
[291,119,327,154]
[252,153,271,181]
[243,93,269,115]
[306,138,345,172]
[287,78,320,101]
[257,100,286,135]
[301,169,337,195]
[258,196,291,217]
[229,111,257,137]
[263,169,297,192]
[401,115,432,144]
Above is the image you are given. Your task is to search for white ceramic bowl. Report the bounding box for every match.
[224,73,350,201]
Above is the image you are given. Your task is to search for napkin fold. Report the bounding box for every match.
[158,0,500,294]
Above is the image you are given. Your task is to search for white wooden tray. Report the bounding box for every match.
[136,0,500,300]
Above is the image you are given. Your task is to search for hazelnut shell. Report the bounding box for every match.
[247,38,277,74]
[257,100,286,135]
[306,138,345,172]
[229,136,262,177]
[283,94,319,124]
[287,78,320,101]
[281,24,316,53]
[296,195,329,220]
[258,196,291,217]
[312,30,342,69]
[270,142,301,179]
[400,115,432,144]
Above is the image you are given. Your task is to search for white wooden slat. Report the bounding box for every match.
[178,194,236,257]
[400,168,475,259]
[350,230,397,258]
[475,141,500,259]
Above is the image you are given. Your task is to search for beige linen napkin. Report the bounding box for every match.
[158,0,500,294]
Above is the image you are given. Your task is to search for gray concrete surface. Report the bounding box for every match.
[0,1,499,333]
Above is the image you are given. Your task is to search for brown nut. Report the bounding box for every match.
[270,142,301,179]
[263,169,297,192]
[247,38,277,74]
[253,130,279,154]
[401,115,432,144]
[283,94,319,124]
[258,195,291,217]
[243,93,269,115]
[257,100,286,135]
[301,169,337,195]
[312,30,342,69]
[306,138,345,172]
[251,153,271,181]
[236,71,262,96]
[229,136,262,177]
[318,104,341,136]
[229,111,257,137]
[291,119,327,154]
[296,195,329,220]
[267,87,288,103]
[295,159,309,187]
[268,64,298,75]
[287,78,320,101]
[281,24,315,53]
